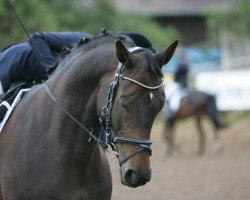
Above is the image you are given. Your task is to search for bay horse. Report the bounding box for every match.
[0,33,178,199]
[162,88,226,155]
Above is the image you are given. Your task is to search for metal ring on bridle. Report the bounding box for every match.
[107,142,119,158]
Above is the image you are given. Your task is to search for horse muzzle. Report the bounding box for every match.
[120,164,152,188]
[110,136,152,187]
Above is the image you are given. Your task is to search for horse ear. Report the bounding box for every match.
[155,40,178,68]
[116,41,131,65]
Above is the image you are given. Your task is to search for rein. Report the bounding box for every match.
[45,46,163,166]
[45,83,108,148]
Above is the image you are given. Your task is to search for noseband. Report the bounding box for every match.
[45,46,163,166]
[99,47,163,166]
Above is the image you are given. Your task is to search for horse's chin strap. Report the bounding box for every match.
[112,136,153,166]
[100,46,163,166]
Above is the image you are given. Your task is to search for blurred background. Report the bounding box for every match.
[1,0,250,199]
[1,0,249,112]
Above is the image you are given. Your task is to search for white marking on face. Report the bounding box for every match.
[150,92,154,101]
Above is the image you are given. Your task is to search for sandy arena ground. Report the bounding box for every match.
[109,114,250,200]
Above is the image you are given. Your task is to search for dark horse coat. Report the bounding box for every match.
[0,33,178,200]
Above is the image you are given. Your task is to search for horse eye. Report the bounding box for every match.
[160,90,166,98]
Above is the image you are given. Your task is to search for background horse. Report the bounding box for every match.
[162,89,226,155]
[0,33,178,199]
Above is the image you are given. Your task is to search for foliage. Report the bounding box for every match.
[206,0,250,44]
[110,13,179,51]
[81,0,179,50]
[0,0,178,50]
[0,0,58,47]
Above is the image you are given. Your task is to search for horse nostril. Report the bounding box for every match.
[125,169,137,185]
[124,169,151,187]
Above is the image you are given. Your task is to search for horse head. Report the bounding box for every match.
[97,38,178,187]
[0,31,178,199]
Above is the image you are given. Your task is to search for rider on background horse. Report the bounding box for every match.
[162,49,227,155]
[163,50,190,118]
[174,51,189,88]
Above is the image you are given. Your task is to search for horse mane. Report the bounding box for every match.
[54,33,131,72]
[50,32,163,79]
[76,32,130,51]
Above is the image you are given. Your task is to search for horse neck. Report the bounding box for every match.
[47,47,116,138]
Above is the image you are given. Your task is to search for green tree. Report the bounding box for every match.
[0,0,179,50]
[81,0,179,50]
[206,0,250,44]
[0,0,59,47]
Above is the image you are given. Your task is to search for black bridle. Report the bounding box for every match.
[45,46,163,166]
[99,47,163,166]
